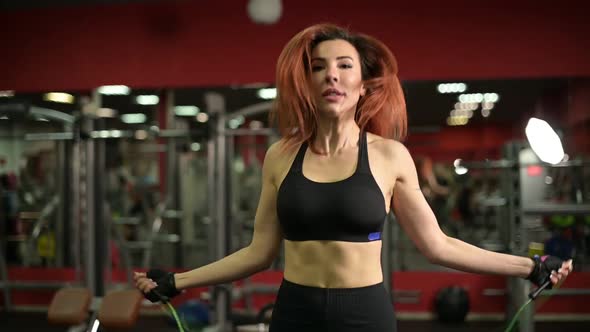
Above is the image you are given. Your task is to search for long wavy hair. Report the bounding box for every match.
[270,23,407,152]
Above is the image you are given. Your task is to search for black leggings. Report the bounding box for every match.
[269,279,397,332]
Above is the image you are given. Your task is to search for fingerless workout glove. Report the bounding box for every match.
[144,268,181,303]
[526,255,563,289]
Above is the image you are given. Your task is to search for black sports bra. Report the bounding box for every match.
[276,131,387,242]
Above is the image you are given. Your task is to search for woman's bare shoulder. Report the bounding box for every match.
[264,138,301,180]
[366,132,408,159]
[265,138,299,161]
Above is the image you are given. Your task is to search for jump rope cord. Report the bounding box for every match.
[503,279,556,332]
[152,289,189,332]
[504,298,533,332]
[163,301,187,332]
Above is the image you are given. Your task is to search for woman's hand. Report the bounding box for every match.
[133,269,180,302]
[133,271,157,295]
[549,259,574,286]
[527,256,574,288]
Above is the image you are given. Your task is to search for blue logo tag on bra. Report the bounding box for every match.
[368,232,381,241]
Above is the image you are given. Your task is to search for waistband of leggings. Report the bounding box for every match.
[281,278,384,294]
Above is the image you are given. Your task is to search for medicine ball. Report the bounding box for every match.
[434,286,470,323]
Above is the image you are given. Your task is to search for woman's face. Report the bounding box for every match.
[310,39,365,118]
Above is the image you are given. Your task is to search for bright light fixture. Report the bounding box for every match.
[525,117,565,165]
[174,106,200,116]
[136,95,159,105]
[121,113,147,124]
[257,88,277,100]
[484,93,499,102]
[44,92,74,104]
[97,85,130,95]
[455,166,468,175]
[437,83,467,94]
[447,116,469,126]
[0,90,15,97]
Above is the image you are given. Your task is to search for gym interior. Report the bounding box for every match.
[0,1,589,331]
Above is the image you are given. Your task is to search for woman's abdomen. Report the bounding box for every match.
[283,240,383,288]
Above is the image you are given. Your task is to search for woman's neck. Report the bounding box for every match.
[313,119,360,156]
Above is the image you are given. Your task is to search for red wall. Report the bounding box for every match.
[564,80,590,154]
[531,79,590,155]
[407,124,518,162]
[1,0,589,92]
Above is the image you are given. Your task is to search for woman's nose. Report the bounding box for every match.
[325,67,338,83]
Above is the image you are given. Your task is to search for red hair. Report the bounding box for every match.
[270,23,407,151]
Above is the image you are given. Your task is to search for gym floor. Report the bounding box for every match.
[1,312,588,332]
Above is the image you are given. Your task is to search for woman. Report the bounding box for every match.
[134,23,573,331]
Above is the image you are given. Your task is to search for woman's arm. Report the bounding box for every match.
[390,142,572,281]
[135,141,284,293]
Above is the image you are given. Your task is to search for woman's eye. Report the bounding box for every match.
[311,65,324,72]
[339,63,353,69]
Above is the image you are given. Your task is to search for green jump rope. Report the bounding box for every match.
[503,279,553,332]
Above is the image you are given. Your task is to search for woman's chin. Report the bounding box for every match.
[318,106,350,118]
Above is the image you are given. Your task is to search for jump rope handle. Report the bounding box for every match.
[528,279,551,300]
[151,289,170,303]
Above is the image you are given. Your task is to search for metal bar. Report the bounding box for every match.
[207,131,216,265]
[458,159,516,169]
[165,89,183,267]
[30,106,75,123]
[159,129,190,137]
[29,196,59,241]
[56,139,70,267]
[224,128,277,136]
[71,136,82,284]
[205,91,232,330]
[25,132,74,141]
[94,120,107,297]
[25,129,205,141]
[0,103,74,123]
[84,118,97,296]
[523,204,590,215]
[142,202,166,268]
[230,101,273,119]
[112,218,134,286]
[216,111,230,329]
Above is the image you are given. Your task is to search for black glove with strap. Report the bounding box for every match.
[144,268,181,303]
[526,255,563,289]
